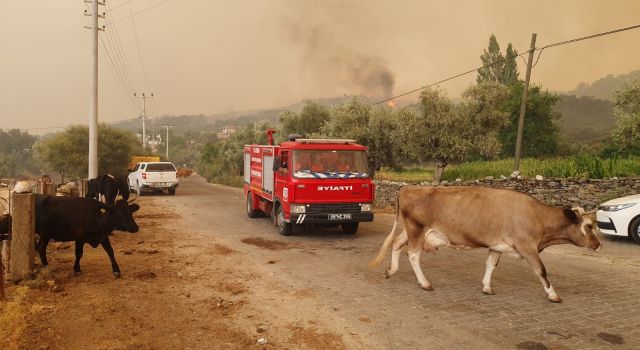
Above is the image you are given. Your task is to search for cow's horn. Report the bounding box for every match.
[0,196,8,214]
[127,193,138,203]
[584,209,597,215]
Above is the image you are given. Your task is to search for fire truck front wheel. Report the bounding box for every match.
[276,205,293,236]
[341,223,359,235]
[246,193,261,218]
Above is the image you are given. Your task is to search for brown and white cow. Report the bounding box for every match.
[369,186,602,302]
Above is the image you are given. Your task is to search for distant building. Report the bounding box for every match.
[216,125,239,140]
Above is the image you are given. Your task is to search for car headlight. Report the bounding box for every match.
[360,203,372,212]
[599,203,636,212]
[290,204,306,214]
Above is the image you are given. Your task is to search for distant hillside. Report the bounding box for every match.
[554,94,615,144]
[567,69,640,100]
[110,95,377,135]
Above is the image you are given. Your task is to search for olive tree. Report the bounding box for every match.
[396,83,509,183]
[321,98,399,173]
[610,79,640,154]
[33,125,138,182]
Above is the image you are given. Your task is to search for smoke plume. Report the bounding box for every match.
[281,2,395,99]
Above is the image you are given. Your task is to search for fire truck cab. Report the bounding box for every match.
[243,134,375,236]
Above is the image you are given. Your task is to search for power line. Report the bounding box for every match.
[103,3,141,95]
[532,23,640,68]
[374,23,640,105]
[111,0,135,11]
[99,35,142,111]
[129,2,151,90]
[112,0,172,24]
[85,4,140,112]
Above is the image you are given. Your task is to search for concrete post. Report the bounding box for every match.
[9,193,35,281]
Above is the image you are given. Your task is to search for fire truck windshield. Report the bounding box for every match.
[292,150,369,179]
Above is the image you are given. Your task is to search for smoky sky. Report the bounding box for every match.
[1,0,640,132]
[282,2,395,98]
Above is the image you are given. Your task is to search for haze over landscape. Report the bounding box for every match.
[1,0,640,131]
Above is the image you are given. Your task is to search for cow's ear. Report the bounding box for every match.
[563,208,578,223]
[129,203,140,213]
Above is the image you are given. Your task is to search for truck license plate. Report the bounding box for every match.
[328,213,351,220]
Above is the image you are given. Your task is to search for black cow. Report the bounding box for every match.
[86,174,130,204]
[35,195,140,277]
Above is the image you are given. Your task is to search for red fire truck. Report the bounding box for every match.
[243,132,374,235]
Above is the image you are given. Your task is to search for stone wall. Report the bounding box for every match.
[374,177,640,211]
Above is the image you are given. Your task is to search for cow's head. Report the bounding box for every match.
[86,178,98,199]
[104,199,140,233]
[563,207,602,251]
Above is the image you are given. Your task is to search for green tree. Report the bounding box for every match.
[499,82,561,157]
[320,98,398,172]
[397,84,509,183]
[33,125,138,182]
[279,101,331,137]
[477,35,519,86]
[609,79,640,154]
[195,124,262,186]
[0,129,38,178]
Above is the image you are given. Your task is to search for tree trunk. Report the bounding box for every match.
[433,160,448,184]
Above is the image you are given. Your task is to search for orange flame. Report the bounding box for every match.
[386,100,397,108]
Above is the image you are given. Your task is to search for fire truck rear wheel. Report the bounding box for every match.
[246,193,261,218]
[276,206,293,236]
[341,223,359,235]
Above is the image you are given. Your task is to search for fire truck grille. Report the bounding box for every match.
[305,203,361,214]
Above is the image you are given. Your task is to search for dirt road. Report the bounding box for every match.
[3,175,640,349]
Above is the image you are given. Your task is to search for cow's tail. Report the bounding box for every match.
[369,194,402,268]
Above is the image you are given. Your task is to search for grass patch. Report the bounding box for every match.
[375,156,640,183]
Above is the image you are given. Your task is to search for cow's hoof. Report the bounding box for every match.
[420,284,434,291]
[548,295,562,303]
[74,271,82,276]
[384,270,392,279]
[113,271,121,278]
[482,287,495,295]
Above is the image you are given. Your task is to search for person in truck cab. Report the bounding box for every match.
[311,153,325,172]
[337,154,352,172]
[294,153,311,172]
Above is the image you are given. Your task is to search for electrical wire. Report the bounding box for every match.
[85,4,140,111]
[129,2,151,91]
[375,23,640,105]
[104,2,141,95]
[111,0,171,24]
[110,0,135,11]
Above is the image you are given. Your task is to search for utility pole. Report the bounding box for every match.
[134,92,153,151]
[514,33,537,172]
[161,125,174,160]
[84,0,105,179]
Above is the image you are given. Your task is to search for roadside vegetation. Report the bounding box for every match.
[375,156,640,183]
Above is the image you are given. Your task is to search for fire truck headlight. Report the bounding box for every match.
[360,203,372,212]
[291,204,306,214]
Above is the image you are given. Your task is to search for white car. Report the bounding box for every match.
[596,194,640,244]
[128,161,179,195]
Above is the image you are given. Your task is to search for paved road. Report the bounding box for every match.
[165,175,640,349]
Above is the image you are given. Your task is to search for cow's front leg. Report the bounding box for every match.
[521,250,561,303]
[74,241,85,275]
[37,236,51,266]
[482,250,502,295]
[101,238,121,278]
